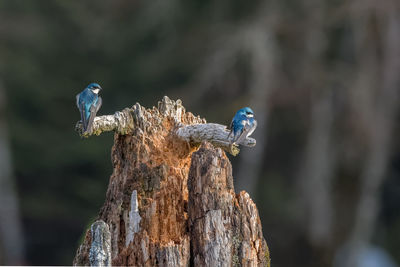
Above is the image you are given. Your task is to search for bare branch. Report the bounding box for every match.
[176,123,256,156]
[75,96,256,156]
[75,108,135,137]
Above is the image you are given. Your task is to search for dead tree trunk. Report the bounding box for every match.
[73,96,270,266]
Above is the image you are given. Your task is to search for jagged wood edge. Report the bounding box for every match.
[75,97,256,156]
[89,220,111,267]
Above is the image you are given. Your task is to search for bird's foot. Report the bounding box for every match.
[229,143,240,156]
[82,129,94,137]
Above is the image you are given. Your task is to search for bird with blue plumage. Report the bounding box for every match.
[227,107,257,145]
[76,83,103,134]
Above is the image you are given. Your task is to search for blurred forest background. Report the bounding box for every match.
[0,1,399,266]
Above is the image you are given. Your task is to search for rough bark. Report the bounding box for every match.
[73,97,270,266]
[189,143,269,266]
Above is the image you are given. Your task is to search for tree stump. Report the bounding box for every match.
[73,97,270,266]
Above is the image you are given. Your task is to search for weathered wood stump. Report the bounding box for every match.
[73,97,270,266]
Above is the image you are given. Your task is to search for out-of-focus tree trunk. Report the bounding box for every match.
[73,97,270,266]
[342,9,400,267]
[235,22,275,196]
[0,81,25,264]
[299,91,335,249]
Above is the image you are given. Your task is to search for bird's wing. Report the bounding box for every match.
[227,119,233,130]
[85,97,102,134]
[78,98,88,132]
[227,119,234,139]
[235,120,254,145]
[247,119,257,136]
[76,94,80,109]
[95,96,102,113]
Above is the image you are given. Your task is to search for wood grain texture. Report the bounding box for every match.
[188,142,269,267]
[73,97,269,266]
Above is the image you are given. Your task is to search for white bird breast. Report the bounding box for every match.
[92,89,100,94]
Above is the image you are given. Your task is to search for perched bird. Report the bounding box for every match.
[227,107,257,145]
[76,83,102,134]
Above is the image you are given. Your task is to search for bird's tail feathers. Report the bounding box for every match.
[80,107,88,132]
[227,130,234,144]
[84,106,97,134]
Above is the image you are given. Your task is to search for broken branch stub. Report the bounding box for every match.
[188,142,270,266]
[75,96,256,156]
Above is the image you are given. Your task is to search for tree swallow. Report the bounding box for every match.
[228,107,257,145]
[76,83,102,134]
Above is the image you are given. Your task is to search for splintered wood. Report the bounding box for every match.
[188,143,270,266]
[73,96,270,266]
